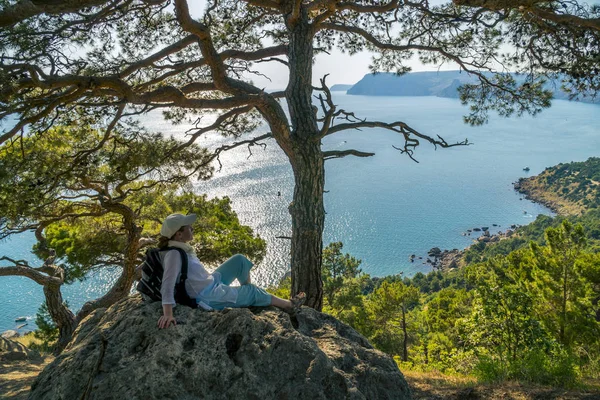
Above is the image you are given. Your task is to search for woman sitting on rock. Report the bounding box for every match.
[157,213,305,329]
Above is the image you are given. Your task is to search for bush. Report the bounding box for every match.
[473,356,507,383]
[474,349,580,388]
[266,276,291,300]
[32,301,59,352]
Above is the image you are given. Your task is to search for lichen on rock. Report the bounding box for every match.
[30,295,411,400]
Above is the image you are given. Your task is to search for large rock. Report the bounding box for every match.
[30,296,411,400]
[1,329,19,339]
[0,337,40,363]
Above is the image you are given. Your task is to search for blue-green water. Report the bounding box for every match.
[1,94,599,333]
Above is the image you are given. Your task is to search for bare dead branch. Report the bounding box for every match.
[323,149,376,160]
[326,119,469,162]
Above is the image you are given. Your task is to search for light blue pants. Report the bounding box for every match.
[208,254,272,310]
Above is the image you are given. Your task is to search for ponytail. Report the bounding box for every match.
[157,225,186,249]
[157,235,170,249]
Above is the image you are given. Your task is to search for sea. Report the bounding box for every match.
[1,93,599,333]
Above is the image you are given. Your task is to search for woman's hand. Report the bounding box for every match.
[158,304,176,329]
[157,315,177,329]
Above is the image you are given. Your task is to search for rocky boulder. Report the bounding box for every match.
[30,296,411,400]
[0,337,40,363]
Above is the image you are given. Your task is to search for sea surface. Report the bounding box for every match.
[1,94,599,333]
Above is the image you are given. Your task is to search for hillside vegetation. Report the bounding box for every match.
[271,157,600,391]
[516,157,600,215]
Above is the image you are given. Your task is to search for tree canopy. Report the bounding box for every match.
[1,0,599,309]
[0,122,265,351]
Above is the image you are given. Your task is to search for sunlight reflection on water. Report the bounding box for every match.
[2,94,600,331]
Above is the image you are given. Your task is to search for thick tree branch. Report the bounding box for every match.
[453,0,600,32]
[0,74,261,145]
[119,34,198,78]
[239,0,283,11]
[307,0,399,13]
[137,45,288,91]
[0,0,118,28]
[0,257,62,286]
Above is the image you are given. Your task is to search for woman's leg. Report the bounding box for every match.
[213,254,253,285]
[209,285,305,312]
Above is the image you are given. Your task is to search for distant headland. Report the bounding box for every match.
[336,70,599,104]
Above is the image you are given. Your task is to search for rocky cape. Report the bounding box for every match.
[346,71,600,104]
[514,176,586,216]
[29,295,411,400]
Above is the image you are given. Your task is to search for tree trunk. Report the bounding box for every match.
[561,262,568,344]
[402,304,408,362]
[289,140,325,310]
[43,283,76,354]
[285,8,324,310]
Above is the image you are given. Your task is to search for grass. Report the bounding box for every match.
[1,333,54,400]
[12,332,55,355]
[402,369,600,400]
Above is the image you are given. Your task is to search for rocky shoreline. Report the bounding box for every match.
[417,226,518,271]
[513,177,567,215]
[416,173,585,272]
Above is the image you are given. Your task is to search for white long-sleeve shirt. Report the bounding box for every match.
[160,250,238,306]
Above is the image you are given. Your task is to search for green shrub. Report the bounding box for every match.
[31,301,59,352]
[474,350,580,388]
[473,356,507,383]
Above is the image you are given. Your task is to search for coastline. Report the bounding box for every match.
[426,177,564,271]
[422,227,520,271]
[513,177,584,216]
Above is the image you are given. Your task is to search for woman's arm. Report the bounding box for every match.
[158,304,176,329]
[158,250,182,329]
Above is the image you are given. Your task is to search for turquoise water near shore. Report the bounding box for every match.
[1,94,599,333]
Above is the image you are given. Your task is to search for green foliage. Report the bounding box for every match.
[0,124,211,233]
[0,123,265,274]
[35,217,126,282]
[461,221,600,386]
[539,158,600,209]
[35,190,267,275]
[474,349,580,388]
[32,301,59,352]
[529,221,599,347]
[266,276,291,300]
[265,230,600,385]
[404,268,468,295]
[158,192,267,266]
[362,281,420,358]
[462,208,600,265]
[321,242,363,309]
[463,254,550,363]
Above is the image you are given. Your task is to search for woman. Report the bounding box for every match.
[157,213,305,329]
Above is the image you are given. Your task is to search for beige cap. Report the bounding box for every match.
[160,213,197,238]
